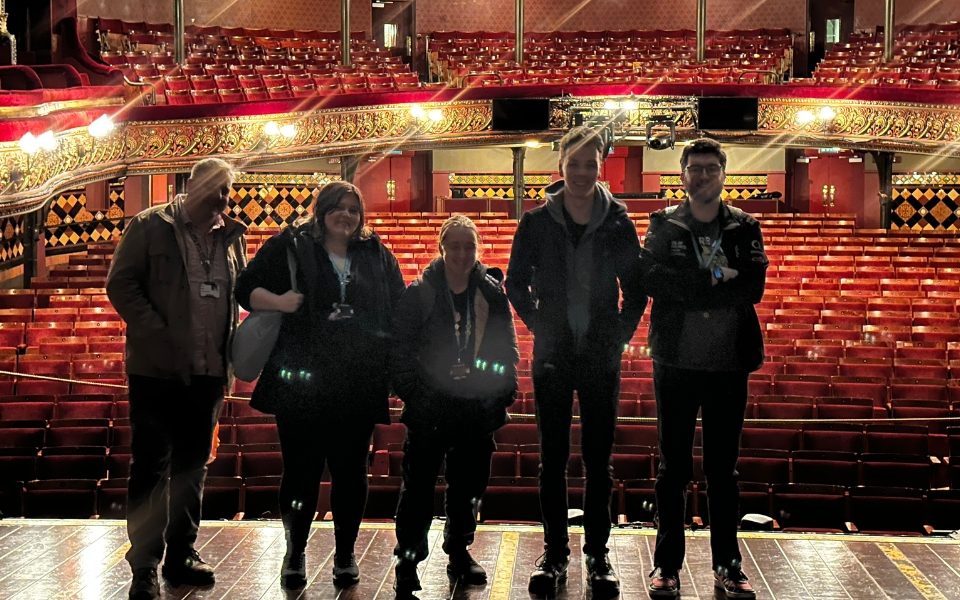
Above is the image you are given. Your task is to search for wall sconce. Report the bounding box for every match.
[386,179,396,202]
[88,114,116,139]
[796,106,837,128]
[409,105,444,128]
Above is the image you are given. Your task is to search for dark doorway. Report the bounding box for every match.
[808,0,855,72]
[372,0,415,59]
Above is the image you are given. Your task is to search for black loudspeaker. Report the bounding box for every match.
[491,98,551,131]
[698,97,759,130]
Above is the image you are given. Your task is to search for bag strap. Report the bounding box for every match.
[287,238,299,293]
[417,278,434,325]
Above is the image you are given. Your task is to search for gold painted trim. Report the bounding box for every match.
[0,96,125,118]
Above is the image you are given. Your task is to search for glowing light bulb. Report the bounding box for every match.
[88,114,116,138]
[263,121,281,136]
[18,132,40,155]
[795,110,815,125]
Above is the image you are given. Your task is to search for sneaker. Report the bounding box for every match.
[394,559,421,597]
[585,553,620,598]
[161,549,215,586]
[332,553,360,586]
[280,552,307,590]
[446,549,487,584]
[128,567,159,600]
[648,567,680,599]
[715,566,756,599]
[527,552,569,596]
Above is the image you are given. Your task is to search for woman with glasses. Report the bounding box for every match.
[235,181,405,591]
[390,215,519,597]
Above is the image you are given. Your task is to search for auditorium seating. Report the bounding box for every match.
[0,211,956,533]
[427,28,792,86]
[88,19,426,104]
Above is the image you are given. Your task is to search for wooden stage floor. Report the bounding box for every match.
[0,520,958,599]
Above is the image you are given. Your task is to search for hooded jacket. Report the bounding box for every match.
[234,223,405,423]
[637,200,768,372]
[106,199,247,384]
[505,180,646,366]
[391,258,519,436]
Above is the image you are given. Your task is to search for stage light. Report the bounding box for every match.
[645,115,676,150]
[818,106,836,121]
[409,104,426,119]
[279,124,297,138]
[524,140,541,148]
[428,108,443,122]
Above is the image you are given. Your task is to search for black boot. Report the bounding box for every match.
[394,558,422,597]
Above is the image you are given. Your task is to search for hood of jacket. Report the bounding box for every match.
[543,179,622,236]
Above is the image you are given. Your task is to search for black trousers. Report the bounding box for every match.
[393,428,494,563]
[125,374,224,569]
[276,415,374,556]
[533,354,620,558]
[652,362,749,572]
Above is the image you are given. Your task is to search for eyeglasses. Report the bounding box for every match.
[683,164,723,177]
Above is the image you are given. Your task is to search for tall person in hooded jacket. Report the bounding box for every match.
[506,126,647,599]
[391,215,519,597]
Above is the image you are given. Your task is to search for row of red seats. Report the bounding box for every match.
[429,27,792,45]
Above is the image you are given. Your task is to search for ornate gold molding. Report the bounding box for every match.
[5,92,960,218]
[757,97,960,151]
[0,96,125,119]
[0,100,493,217]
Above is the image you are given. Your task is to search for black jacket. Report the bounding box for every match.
[638,201,768,372]
[391,258,519,436]
[505,181,646,366]
[235,225,405,423]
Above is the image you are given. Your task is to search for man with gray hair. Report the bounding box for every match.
[107,158,247,600]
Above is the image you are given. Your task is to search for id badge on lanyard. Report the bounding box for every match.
[448,289,472,380]
[690,230,723,269]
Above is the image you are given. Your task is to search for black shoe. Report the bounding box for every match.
[648,567,680,599]
[161,549,215,586]
[280,552,307,590]
[128,567,159,600]
[585,553,620,598]
[714,565,756,599]
[394,559,421,597]
[332,553,360,586]
[528,552,569,596]
[446,549,487,585]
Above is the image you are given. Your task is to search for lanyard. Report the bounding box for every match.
[329,253,351,304]
[689,228,723,269]
[186,227,217,281]
[446,287,472,364]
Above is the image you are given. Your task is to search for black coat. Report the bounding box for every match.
[505,185,646,367]
[391,258,519,436]
[637,201,768,372]
[235,225,405,424]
